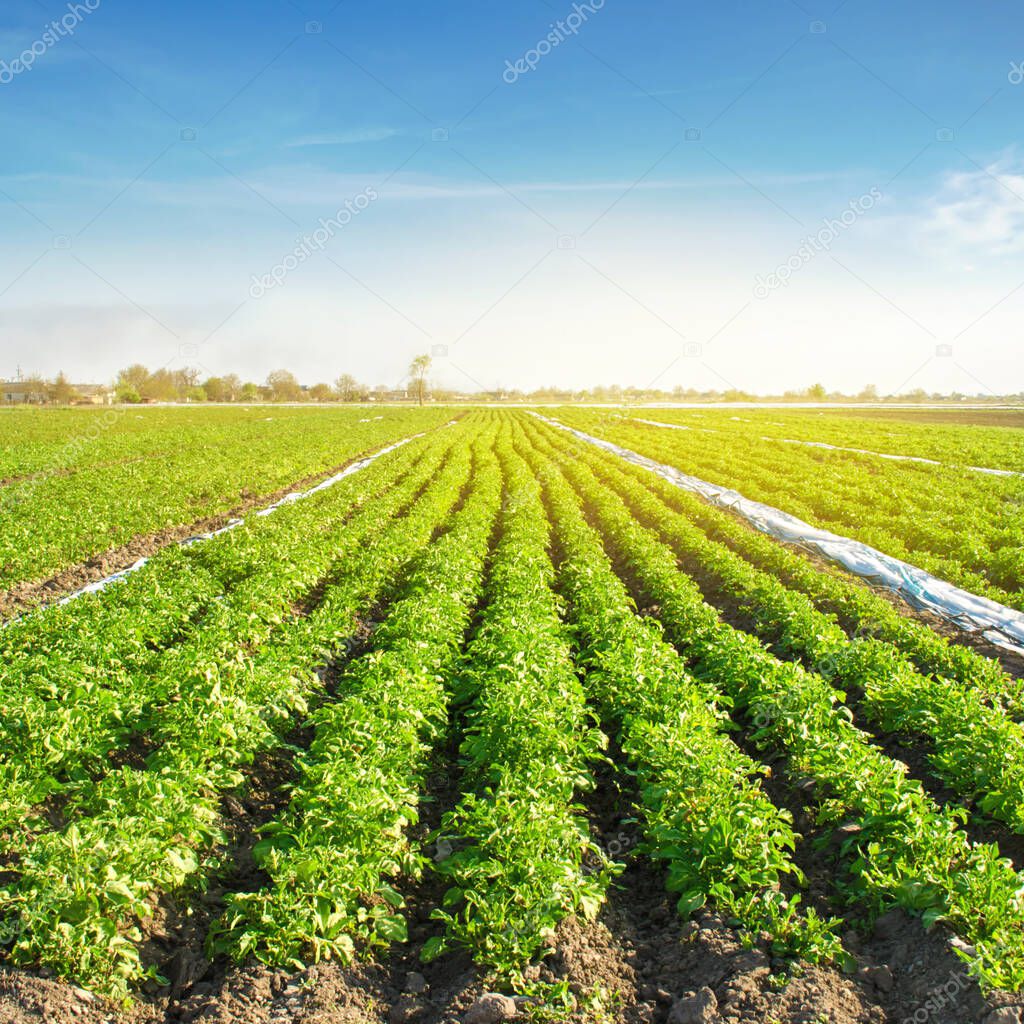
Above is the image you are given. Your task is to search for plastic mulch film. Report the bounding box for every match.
[534,413,1024,655]
[13,430,431,620]
[633,417,1022,478]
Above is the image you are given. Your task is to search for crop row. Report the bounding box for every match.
[522,417,1024,990]
[514,423,842,963]
[5,409,1024,1003]
[617,407,1024,475]
[0,426,445,834]
[558,410,1024,608]
[427,430,614,979]
[578,437,1017,706]
[549,425,1024,833]
[216,423,504,967]
[0,406,451,591]
[0,423,472,998]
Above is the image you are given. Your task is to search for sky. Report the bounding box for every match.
[0,0,1022,395]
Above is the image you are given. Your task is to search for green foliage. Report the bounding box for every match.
[520,420,842,963]
[559,407,1024,611]
[531,417,1024,991]
[428,434,616,979]
[6,408,1024,1004]
[563,430,1024,833]
[0,424,471,998]
[214,429,502,966]
[0,406,451,589]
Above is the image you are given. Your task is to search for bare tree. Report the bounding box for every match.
[49,371,79,405]
[334,373,362,402]
[408,354,431,406]
[117,364,150,392]
[266,369,303,402]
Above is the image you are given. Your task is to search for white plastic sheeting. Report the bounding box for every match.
[533,413,1024,655]
[24,431,430,618]
[633,416,1022,478]
[769,438,1022,478]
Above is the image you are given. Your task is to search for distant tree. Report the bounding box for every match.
[117,364,150,392]
[20,373,47,404]
[203,377,227,402]
[266,369,302,402]
[857,384,878,401]
[221,373,242,401]
[49,371,78,405]
[334,373,363,402]
[141,369,178,402]
[806,382,827,401]
[175,367,201,393]
[116,384,142,404]
[240,381,261,402]
[186,385,207,403]
[408,354,431,406]
[308,382,333,402]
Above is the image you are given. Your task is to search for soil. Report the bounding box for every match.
[2,714,1018,1024]
[0,453,397,622]
[0,858,1016,1024]
[835,409,1024,430]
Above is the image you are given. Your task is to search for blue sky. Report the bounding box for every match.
[1,0,1022,393]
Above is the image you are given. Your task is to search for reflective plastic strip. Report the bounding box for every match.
[632,417,1021,477]
[533,413,1024,655]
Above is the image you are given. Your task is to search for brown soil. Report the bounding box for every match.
[0,711,1019,1023]
[836,408,1024,429]
[0,450,400,623]
[1,861,1016,1024]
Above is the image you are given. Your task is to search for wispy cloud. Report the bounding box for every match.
[924,157,1024,254]
[0,166,855,213]
[285,128,399,147]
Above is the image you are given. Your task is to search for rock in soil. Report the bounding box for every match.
[462,992,518,1023]
[986,1009,1024,1024]
[668,986,719,1024]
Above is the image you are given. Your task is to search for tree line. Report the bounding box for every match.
[6,363,1022,406]
[109,366,369,404]
[109,355,436,404]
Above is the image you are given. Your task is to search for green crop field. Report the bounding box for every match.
[2,407,1024,1024]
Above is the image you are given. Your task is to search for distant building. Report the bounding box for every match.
[1,381,47,404]
[73,384,114,405]
[0,380,113,405]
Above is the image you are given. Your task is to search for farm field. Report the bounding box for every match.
[0,406,452,613]
[2,408,1024,1024]
[554,407,1024,613]
[599,407,1024,472]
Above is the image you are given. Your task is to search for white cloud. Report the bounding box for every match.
[924,159,1024,254]
[0,166,849,216]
